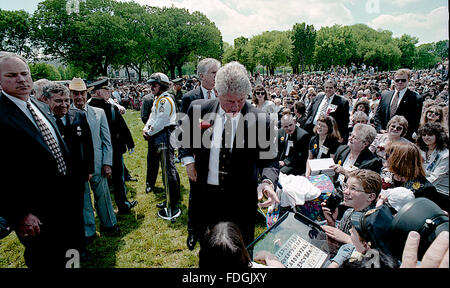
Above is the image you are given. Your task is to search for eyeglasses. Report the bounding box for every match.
[394,79,407,83]
[349,134,365,143]
[389,124,403,131]
[342,182,366,194]
[255,91,265,95]
[427,111,441,116]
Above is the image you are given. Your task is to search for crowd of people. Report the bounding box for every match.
[0,51,448,269]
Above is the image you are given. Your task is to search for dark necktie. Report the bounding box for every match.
[56,117,65,137]
[219,114,232,185]
[207,90,212,99]
[27,102,67,175]
[390,91,399,119]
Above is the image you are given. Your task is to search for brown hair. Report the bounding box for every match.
[251,84,267,105]
[386,142,425,181]
[313,115,341,139]
[387,115,408,137]
[348,169,381,198]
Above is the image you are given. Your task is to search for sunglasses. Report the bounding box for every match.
[389,125,403,131]
[427,111,441,116]
[394,79,407,83]
[255,91,265,95]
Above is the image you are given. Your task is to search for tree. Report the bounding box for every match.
[29,62,61,80]
[249,31,292,76]
[434,40,449,61]
[0,9,33,57]
[396,34,418,69]
[314,25,356,70]
[414,43,439,69]
[291,22,316,73]
[145,6,223,78]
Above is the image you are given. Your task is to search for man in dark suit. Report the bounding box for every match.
[180,58,221,114]
[178,61,279,249]
[43,83,94,261]
[278,114,310,175]
[88,78,137,214]
[304,80,350,141]
[0,53,78,267]
[373,68,422,141]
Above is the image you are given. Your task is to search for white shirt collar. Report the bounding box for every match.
[201,85,215,99]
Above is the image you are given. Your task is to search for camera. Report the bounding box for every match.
[325,191,342,213]
[389,198,449,260]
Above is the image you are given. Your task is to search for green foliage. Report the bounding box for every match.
[291,22,316,73]
[0,9,33,57]
[249,31,292,75]
[29,62,61,81]
[434,40,449,61]
[396,34,419,68]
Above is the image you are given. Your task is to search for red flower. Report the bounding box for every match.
[381,178,393,190]
[199,120,212,130]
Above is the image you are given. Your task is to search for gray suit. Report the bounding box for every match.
[79,105,117,237]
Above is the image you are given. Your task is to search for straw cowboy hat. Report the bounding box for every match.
[68,77,93,92]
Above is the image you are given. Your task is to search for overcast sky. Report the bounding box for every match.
[2,0,448,45]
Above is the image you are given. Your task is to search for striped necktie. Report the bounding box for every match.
[390,91,399,119]
[27,102,67,175]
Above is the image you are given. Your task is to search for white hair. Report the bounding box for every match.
[197,58,221,78]
[215,61,251,97]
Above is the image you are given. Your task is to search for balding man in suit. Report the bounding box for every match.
[0,52,78,267]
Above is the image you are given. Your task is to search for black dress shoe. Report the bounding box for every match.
[100,224,120,234]
[186,233,198,251]
[84,233,98,245]
[156,201,166,209]
[118,200,138,214]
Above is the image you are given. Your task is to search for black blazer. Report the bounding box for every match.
[332,145,382,182]
[178,99,279,245]
[277,126,310,175]
[0,93,79,265]
[180,86,205,114]
[373,89,422,140]
[59,108,94,181]
[88,97,134,154]
[305,94,350,141]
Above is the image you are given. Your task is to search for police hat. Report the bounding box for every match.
[87,78,111,91]
[172,78,183,85]
[147,73,170,87]
[389,198,449,260]
[351,205,394,255]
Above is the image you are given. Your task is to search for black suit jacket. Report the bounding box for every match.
[58,108,94,181]
[0,93,78,265]
[180,86,205,114]
[305,94,350,141]
[89,97,134,154]
[332,145,382,183]
[278,126,310,175]
[178,99,279,245]
[373,89,422,140]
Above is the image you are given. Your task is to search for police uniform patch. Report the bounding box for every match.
[365,209,377,216]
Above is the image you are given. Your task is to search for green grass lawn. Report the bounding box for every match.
[0,110,267,268]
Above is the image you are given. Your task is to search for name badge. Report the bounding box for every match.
[285,140,294,156]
